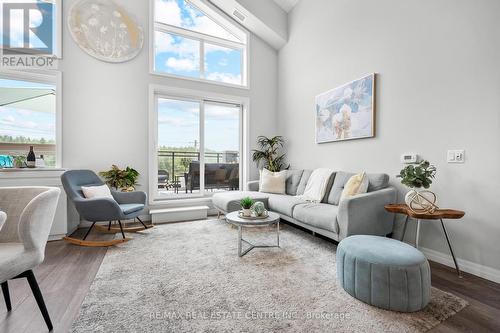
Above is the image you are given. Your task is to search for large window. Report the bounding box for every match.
[0,71,61,168]
[149,86,247,201]
[152,0,248,87]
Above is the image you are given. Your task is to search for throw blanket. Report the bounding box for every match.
[296,168,334,203]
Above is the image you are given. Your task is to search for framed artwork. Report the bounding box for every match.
[315,73,375,143]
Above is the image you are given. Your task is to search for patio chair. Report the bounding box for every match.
[61,170,152,247]
[158,169,169,189]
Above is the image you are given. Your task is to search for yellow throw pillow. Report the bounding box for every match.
[340,172,369,200]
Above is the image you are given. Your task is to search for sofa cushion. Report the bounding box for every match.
[212,191,269,213]
[321,173,336,203]
[296,169,313,195]
[293,203,339,233]
[267,194,306,217]
[327,172,390,205]
[367,173,390,192]
[285,170,304,196]
[260,169,286,194]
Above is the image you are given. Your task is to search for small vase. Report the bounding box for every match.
[252,201,266,216]
[405,188,438,213]
[242,208,252,217]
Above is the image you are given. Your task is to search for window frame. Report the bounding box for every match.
[0,69,62,168]
[149,0,249,89]
[148,84,249,204]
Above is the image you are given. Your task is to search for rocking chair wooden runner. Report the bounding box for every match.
[61,170,153,247]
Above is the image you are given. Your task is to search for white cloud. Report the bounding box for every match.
[206,72,242,85]
[155,31,200,72]
[155,0,182,27]
[158,116,196,127]
[205,106,238,120]
[190,15,237,42]
[154,0,240,42]
[166,57,198,72]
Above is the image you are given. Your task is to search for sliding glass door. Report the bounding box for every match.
[155,95,241,199]
[204,102,240,193]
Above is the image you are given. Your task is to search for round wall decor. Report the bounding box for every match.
[68,0,144,63]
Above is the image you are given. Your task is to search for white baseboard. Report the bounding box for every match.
[420,246,500,284]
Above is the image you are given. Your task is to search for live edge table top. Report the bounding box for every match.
[384,204,465,220]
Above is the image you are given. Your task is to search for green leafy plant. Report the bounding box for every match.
[99,165,139,191]
[252,135,289,172]
[397,160,436,189]
[12,155,26,168]
[180,157,192,172]
[240,197,254,209]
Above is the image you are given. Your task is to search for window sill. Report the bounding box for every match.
[0,168,65,172]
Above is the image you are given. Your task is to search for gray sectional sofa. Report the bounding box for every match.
[212,170,397,241]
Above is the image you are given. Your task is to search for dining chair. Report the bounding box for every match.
[0,186,61,332]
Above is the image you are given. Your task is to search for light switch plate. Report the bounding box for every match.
[447,150,465,163]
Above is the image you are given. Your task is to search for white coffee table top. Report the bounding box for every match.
[226,211,280,226]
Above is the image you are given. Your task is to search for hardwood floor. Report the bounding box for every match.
[1,224,499,333]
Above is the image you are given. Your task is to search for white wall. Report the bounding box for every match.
[60,0,278,191]
[278,0,500,277]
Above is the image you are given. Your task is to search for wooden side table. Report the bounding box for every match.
[384,204,465,277]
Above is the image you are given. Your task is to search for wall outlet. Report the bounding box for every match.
[447,150,465,163]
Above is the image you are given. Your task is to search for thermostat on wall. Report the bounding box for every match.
[401,153,418,164]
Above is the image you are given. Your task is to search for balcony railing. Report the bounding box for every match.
[157,150,239,193]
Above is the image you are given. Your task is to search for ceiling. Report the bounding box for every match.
[272,0,300,12]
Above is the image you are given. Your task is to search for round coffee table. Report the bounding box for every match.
[225,211,280,257]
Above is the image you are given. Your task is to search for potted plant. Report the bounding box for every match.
[180,157,192,172]
[252,136,289,172]
[13,156,26,168]
[240,197,254,217]
[397,160,438,213]
[99,165,139,192]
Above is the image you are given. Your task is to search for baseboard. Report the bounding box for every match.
[420,246,500,284]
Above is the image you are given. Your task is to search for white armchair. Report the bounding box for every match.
[0,187,60,332]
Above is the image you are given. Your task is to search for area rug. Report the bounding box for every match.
[71,219,467,332]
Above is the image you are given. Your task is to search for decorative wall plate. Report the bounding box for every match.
[68,0,144,63]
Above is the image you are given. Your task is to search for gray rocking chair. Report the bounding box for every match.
[61,170,152,247]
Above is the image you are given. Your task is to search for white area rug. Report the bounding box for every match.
[71,219,467,332]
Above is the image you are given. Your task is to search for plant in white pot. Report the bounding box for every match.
[240,197,254,217]
[397,160,439,213]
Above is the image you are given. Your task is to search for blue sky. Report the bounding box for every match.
[154,0,243,85]
[0,79,56,141]
[158,98,239,152]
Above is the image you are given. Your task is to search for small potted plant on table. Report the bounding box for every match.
[240,197,254,217]
[397,160,438,213]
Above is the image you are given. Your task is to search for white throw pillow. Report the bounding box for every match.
[296,168,334,202]
[81,185,114,199]
[340,172,369,200]
[259,169,286,194]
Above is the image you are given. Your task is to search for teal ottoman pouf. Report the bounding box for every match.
[336,235,431,312]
